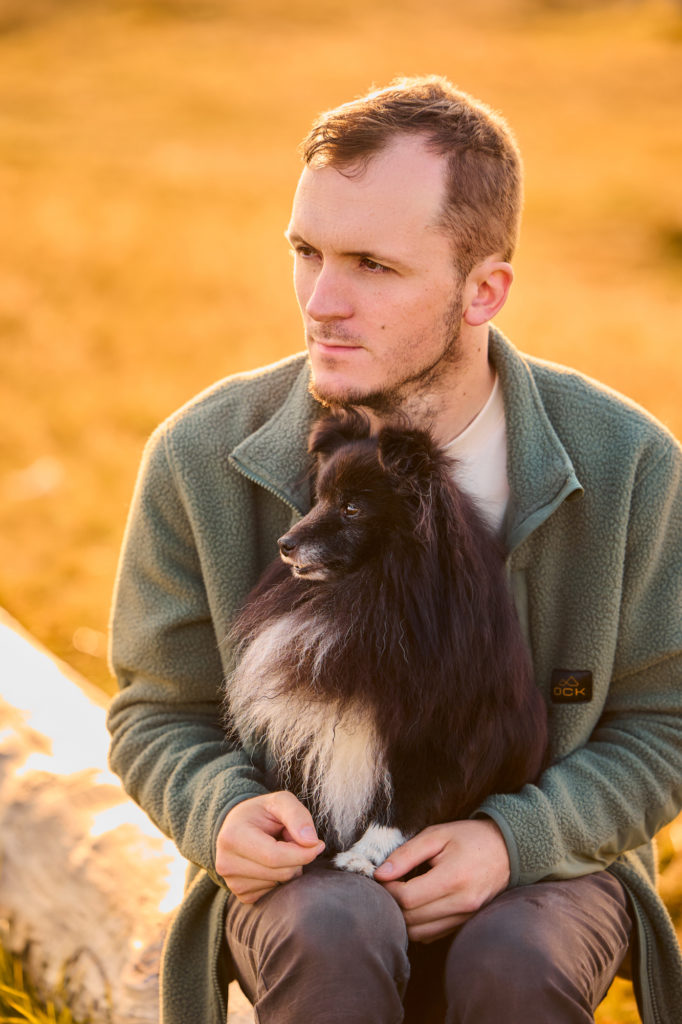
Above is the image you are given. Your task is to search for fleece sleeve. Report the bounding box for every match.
[106,427,270,885]
[477,440,682,888]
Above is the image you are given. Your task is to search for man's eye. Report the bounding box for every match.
[290,245,318,260]
[342,503,361,518]
[360,257,389,273]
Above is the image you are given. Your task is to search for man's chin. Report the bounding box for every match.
[308,376,360,408]
[308,377,404,418]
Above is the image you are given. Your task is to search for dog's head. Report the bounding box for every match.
[277,411,443,581]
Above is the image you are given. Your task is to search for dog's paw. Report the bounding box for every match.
[332,848,377,877]
[333,824,408,877]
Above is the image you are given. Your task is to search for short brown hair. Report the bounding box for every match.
[301,75,523,277]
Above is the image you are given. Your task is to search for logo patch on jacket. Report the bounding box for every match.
[551,669,593,704]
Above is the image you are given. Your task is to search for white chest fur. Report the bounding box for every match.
[227,611,392,848]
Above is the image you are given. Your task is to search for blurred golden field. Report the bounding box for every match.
[0,0,680,1019]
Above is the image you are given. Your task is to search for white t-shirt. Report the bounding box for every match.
[443,374,509,534]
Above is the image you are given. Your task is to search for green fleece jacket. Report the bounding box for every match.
[107,327,682,1024]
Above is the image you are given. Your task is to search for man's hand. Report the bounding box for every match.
[373,818,510,942]
[216,791,325,904]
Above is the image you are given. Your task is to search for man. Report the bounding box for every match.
[107,77,682,1023]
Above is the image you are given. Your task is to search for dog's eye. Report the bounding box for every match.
[342,502,361,518]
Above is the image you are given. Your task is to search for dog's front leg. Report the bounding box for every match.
[333,824,410,877]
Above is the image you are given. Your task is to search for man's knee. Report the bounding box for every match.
[226,863,409,981]
[227,865,410,1022]
[444,902,580,1024]
[450,887,559,963]
[265,864,408,958]
[443,876,631,1023]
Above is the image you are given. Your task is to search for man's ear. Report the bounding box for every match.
[462,259,514,327]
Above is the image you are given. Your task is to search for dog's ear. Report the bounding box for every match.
[377,427,446,544]
[308,409,370,457]
[376,427,437,483]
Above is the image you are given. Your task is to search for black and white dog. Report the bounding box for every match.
[225,411,547,876]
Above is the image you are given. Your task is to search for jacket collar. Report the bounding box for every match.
[230,328,584,542]
[489,326,583,551]
[229,358,318,516]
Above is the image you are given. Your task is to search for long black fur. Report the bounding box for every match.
[226,410,548,851]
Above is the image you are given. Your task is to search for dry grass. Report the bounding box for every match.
[0,1,680,1019]
[0,941,82,1024]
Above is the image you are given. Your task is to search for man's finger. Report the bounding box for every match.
[236,827,322,867]
[218,851,305,885]
[396,884,477,924]
[406,913,471,944]
[373,829,445,882]
[217,826,322,877]
[229,879,280,904]
[262,790,324,847]
[217,791,325,872]
[380,860,468,912]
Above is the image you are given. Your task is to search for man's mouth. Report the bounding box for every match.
[308,331,363,352]
[316,343,362,356]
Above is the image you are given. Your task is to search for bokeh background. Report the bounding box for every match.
[0,0,680,1019]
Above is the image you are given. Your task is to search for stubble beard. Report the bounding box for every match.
[307,292,464,425]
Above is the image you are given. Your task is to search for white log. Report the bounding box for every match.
[0,608,253,1023]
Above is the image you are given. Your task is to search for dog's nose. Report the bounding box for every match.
[278,534,297,557]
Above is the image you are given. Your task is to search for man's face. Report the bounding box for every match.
[286,134,466,415]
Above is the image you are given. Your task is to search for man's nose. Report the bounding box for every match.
[305,266,353,322]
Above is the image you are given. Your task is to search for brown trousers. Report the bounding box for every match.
[225,862,632,1024]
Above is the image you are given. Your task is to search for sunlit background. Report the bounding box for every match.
[0,1,680,1019]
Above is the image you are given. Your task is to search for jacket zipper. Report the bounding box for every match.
[212,893,229,1023]
[229,456,306,518]
[641,914,662,1024]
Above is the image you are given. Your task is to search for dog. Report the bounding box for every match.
[224,411,548,876]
